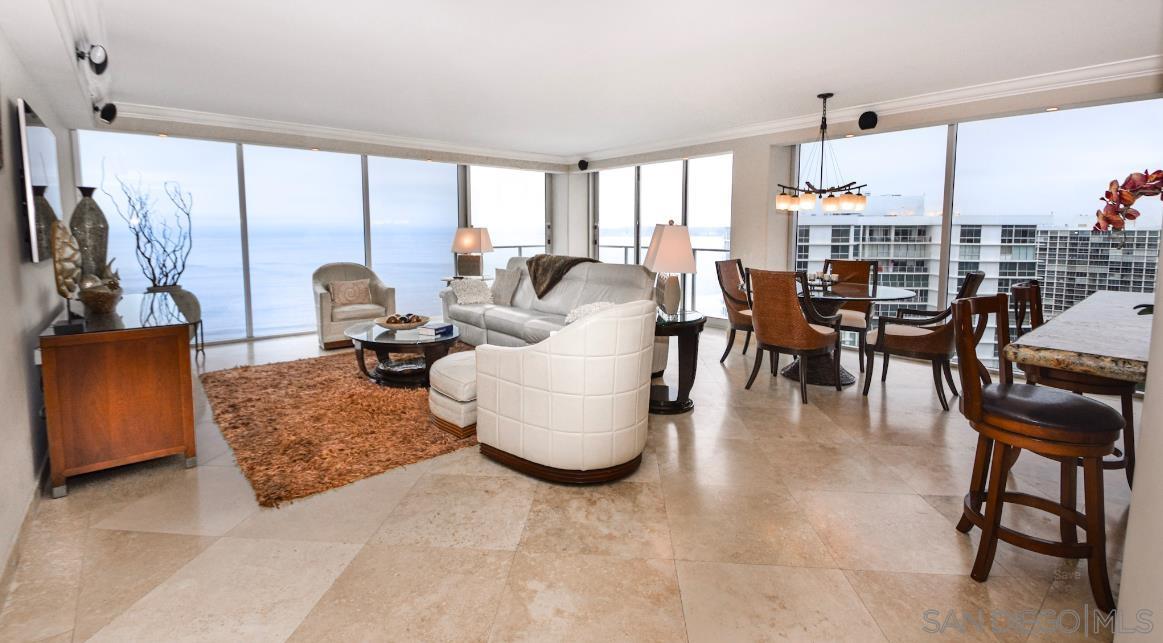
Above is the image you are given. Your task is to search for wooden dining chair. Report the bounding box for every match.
[861,271,985,411]
[745,270,842,403]
[715,258,754,363]
[1011,280,1137,487]
[823,259,877,372]
[952,293,1122,613]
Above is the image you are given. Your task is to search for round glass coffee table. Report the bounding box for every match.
[344,322,460,388]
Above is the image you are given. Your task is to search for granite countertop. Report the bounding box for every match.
[1003,291,1152,384]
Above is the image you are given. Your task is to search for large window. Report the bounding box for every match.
[469,166,546,275]
[597,166,635,263]
[796,126,948,316]
[368,157,458,316]
[243,145,364,336]
[78,131,246,340]
[594,155,734,318]
[686,154,733,317]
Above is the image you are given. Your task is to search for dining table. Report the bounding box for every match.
[744,278,917,386]
[1003,290,1152,385]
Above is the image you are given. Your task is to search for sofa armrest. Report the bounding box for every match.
[370,280,396,314]
[439,287,458,323]
[314,286,332,327]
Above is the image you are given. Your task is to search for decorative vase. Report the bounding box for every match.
[146,285,201,337]
[69,186,109,278]
[33,185,59,261]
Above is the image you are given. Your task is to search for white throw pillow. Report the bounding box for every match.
[450,278,493,305]
[565,301,615,324]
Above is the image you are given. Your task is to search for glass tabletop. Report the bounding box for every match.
[656,310,706,326]
[344,322,460,346]
[802,282,916,302]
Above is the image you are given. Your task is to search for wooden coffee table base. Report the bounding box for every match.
[780,355,857,387]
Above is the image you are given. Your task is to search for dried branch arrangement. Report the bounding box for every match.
[103,177,194,288]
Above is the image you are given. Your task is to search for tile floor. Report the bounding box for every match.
[0,329,1135,641]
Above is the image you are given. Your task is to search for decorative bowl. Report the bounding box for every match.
[79,287,123,315]
[374,314,429,331]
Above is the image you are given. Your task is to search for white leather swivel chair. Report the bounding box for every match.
[312,262,396,349]
[475,300,655,482]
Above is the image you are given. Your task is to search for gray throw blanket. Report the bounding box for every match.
[527,254,598,298]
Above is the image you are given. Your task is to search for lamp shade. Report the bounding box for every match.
[451,227,493,253]
[798,192,817,210]
[643,223,696,274]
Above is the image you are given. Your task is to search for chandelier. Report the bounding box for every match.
[776,92,867,213]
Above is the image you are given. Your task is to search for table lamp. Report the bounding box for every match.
[643,220,696,315]
[451,226,493,277]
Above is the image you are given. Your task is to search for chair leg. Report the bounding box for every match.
[770,350,779,375]
[970,441,1012,582]
[862,350,875,396]
[880,352,891,382]
[957,433,994,533]
[943,360,959,397]
[1060,458,1078,545]
[720,328,736,363]
[1082,457,1116,613]
[931,360,949,411]
[857,332,866,372]
[799,365,809,404]
[745,349,764,390]
[833,348,842,392]
[1121,391,1136,487]
[742,330,752,355]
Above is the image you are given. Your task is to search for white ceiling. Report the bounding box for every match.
[3,0,1162,162]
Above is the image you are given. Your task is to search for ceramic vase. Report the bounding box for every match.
[69,187,109,278]
[32,185,59,261]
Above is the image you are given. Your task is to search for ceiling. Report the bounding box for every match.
[2,0,1161,163]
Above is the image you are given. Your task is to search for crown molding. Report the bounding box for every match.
[584,55,1163,161]
[114,103,576,167]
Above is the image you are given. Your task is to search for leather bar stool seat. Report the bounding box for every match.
[980,383,1124,443]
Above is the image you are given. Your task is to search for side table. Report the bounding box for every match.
[650,310,706,414]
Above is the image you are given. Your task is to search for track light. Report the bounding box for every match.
[93,103,117,124]
[76,44,109,75]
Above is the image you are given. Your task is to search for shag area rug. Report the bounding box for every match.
[200,343,474,506]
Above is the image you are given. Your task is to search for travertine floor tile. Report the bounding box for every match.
[92,465,259,536]
[290,544,512,642]
[767,443,915,495]
[88,537,359,642]
[0,502,88,642]
[74,529,215,641]
[520,481,672,559]
[845,569,1044,642]
[371,474,536,550]
[677,560,886,642]
[490,552,686,642]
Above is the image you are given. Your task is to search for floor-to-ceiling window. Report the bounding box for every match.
[596,166,635,263]
[796,126,948,317]
[468,166,546,276]
[686,154,733,317]
[638,160,684,260]
[594,155,734,318]
[77,131,247,340]
[368,157,459,316]
[243,145,364,336]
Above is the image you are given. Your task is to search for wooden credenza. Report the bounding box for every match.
[39,294,196,497]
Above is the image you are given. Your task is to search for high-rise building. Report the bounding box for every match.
[1036,229,1160,317]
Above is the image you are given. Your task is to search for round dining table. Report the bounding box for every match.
[789,282,916,386]
[745,279,917,387]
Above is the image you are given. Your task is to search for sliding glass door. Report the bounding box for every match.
[468,166,546,275]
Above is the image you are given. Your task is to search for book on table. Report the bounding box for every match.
[418,321,454,336]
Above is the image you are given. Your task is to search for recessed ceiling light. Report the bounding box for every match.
[844,133,854,138]
[310,147,320,151]
[157,133,168,137]
[1045,107,1059,112]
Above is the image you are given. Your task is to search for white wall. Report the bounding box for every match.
[0,26,78,574]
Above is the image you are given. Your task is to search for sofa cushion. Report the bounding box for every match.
[332,303,386,322]
[448,303,494,326]
[483,306,560,339]
[430,351,477,402]
[523,316,566,344]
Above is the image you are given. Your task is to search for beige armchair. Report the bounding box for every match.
[312,263,396,349]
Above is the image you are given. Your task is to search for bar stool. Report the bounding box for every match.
[951,294,1123,613]
[1011,280,1137,486]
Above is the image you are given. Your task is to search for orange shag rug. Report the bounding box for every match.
[200,344,474,506]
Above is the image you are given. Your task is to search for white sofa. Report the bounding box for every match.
[440,256,668,372]
[475,300,656,481]
[312,263,396,349]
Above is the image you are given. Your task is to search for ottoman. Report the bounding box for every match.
[429,351,477,438]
